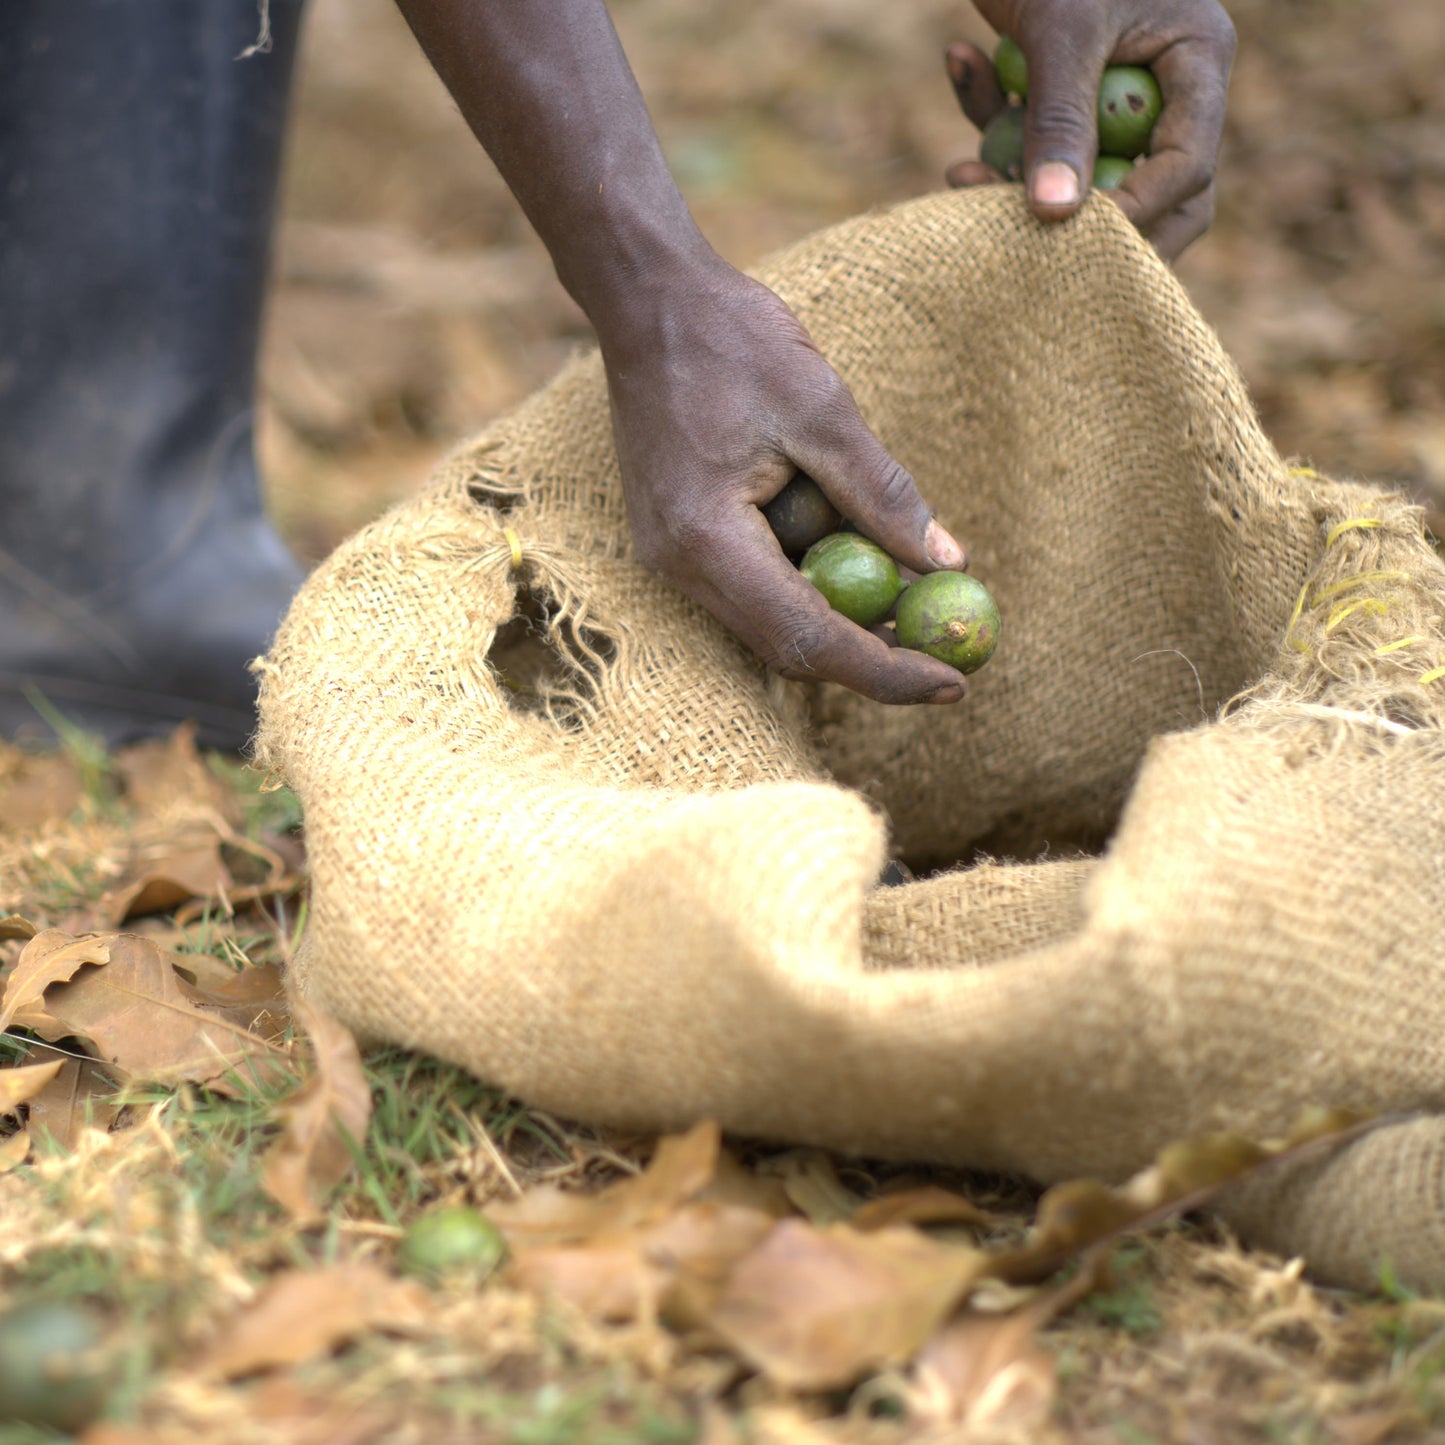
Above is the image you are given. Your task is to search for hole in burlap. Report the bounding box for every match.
[467,475,526,515]
[487,580,616,732]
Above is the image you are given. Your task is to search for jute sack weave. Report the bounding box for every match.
[255,189,1445,1292]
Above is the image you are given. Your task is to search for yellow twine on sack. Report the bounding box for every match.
[1324,598,1388,634]
[1421,664,1445,686]
[1288,464,1321,479]
[1308,570,1411,607]
[1375,636,1425,656]
[503,527,524,570]
[1325,516,1382,548]
[1286,566,1411,654]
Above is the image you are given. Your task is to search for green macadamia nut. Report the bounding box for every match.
[799,533,905,627]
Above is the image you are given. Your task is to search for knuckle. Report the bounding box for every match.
[873,459,920,515]
[1175,154,1216,203]
[1204,5,1238,60]
[666,509,714,560]
[1026,96,1096,149]
[633,503,714,580]
[630,529,666,574]
[761,609,829,676]
[810,375,862,433]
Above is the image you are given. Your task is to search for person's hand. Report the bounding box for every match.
[597,253,972,705]
[944,0,1235,258]
[393,0,970,703]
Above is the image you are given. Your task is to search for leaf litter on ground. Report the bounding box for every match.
[260,994,374,1222]
[1,725,1442,1439]
[2,928,291,1096]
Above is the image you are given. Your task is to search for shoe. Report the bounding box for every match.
[0,0,308,751]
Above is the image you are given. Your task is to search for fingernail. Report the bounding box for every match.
[1031,161,1081,208]
[945,50,968,85]
[926,519,965,569]
[932,681,966,705]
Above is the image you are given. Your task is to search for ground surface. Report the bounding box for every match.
[3,1,1445,1441]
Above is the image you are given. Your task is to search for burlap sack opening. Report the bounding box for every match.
[256,189,1445,1292]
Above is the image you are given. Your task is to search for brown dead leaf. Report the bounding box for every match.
[198,1263,429,1380]
[697,1148,795,1218]
[173,958,289,1041]
[852,1184,1002,1233]
[909,1249,1108,1429]
[0,914,38,942]
[0,1129,30,1172]
[508,1234,664,1322]
[115,723,239,822]
[97,800,299,926]
[913,1313,1057,1431]
[757,1148,862,1225]
[650,1201,780,1332]
[507,1199,778,1329]
[21,1044,121,1150]
[0,1057,65,1112]
[80,1428,182,1445]
[991,1109,1383,1286]
[245,1376,395,1445]
[260,997,372,1222]
[102,831,232,925]
[488,1119,721,1247]
[0,749,83,832]
[13,931,288,1093]
[1329,1407,1421,1445]
[706,1220,986,1391]
[0,929,112,1032]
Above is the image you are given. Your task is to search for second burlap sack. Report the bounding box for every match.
[256,189,1445,1292]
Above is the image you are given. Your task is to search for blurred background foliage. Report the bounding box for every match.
[259,0,1445,561]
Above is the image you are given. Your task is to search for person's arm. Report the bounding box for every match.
[393,0,971,705]
[945,0,1236,259]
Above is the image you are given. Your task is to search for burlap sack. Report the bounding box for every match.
[255,189,1445,1292]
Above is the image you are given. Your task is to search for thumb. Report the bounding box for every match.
[1017,29,1109,220]
[792,407,966,579]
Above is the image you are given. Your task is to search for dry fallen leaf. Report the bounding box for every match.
[244,1375,395,1445]
[114,723,239,823]
[0,748,83,832]
[991,1109,1383,1286]
[0,929,112,1032]
[0,1129,31,1172]
[697,1147,795,1218]
[488,1119,722,1247]
[1329,1406,1422,1445]
[98,728,294,923]
[0,914,38,941]
[757,1149,862,1226]
[0,1057,65,1113]
[852,1184,1002,1233]
[23,1050,123,1151]
[260,996,372,1222]
[10,931,288,1093]
[173,957,289,1042]
[506,1199,777,1328]
[102,832,233,925]
[907,1249,1109,1429]
[706,1219,986,1391]
[198,1263,429,1380]
[648,1200,780,1332]
[507,1234,665,1322]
